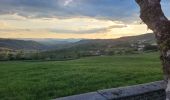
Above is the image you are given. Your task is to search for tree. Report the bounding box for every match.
[135,0,170,99]
[0,51,8,61]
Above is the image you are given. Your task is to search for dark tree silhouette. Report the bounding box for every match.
[135,0,170,99]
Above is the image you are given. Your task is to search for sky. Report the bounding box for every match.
[0,0,169,39]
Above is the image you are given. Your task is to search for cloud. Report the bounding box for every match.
[0,23,152,39]
[0,22,5,28]
[0,15,127,34]
[64,0,74,6]
[0,0,140,22]
[0,24,127,34]
[0,0,169,22]
[50,24,127,34]
[0,21,14,29]
[0,29,31,32]
[0,0,167,39]
[0,17,127,34]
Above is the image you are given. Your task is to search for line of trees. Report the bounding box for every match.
[0,45,158,61]
[0,51,41,61]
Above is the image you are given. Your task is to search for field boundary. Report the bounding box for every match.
[54,81,166,100]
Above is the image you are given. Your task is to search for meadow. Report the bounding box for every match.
[0,52,163,100]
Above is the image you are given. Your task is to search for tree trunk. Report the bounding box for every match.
[135,0,170,99]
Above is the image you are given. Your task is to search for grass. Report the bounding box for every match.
[0,52,163,100]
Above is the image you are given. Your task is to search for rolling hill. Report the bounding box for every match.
[0,38,47,51]
[0,33,157,61]
[39,33,157,60]
[0,33,156,51]
[57,33,156,51]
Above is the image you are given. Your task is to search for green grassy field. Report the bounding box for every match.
[0,52,163,100]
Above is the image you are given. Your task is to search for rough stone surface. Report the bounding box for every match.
[54,81,166,100]
[53,92,107,100]
[98,81,166,100]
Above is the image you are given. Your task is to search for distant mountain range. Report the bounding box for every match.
[0,33,156,51]
[19,38,81,45]
[0,39,46,51]
[56,33,156,51]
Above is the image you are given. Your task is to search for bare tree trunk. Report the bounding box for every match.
[135,0,170,99]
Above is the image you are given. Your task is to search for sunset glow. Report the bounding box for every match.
[0,0,169,39]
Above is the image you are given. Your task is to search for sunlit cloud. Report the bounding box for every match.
[0,0,169,39]
[0,14,152,39]
[0,14,127,34]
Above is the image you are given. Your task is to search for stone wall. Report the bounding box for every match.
[54,81,166,100]
[109,90,165,100]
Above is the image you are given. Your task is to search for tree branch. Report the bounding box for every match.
[136,0,168,32]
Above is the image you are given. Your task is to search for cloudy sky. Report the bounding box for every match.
[0,0,169,39]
